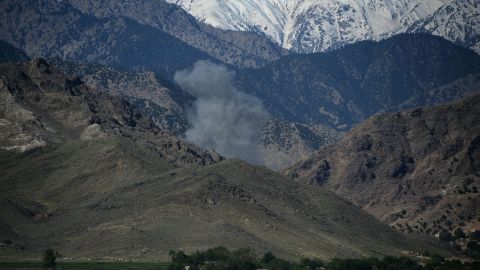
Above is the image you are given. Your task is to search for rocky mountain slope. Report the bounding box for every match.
[48,58,191,134]
[167,0,479,54]
[0,59,221,167]
[43,34,480,168]
[409,0,480,54]
[238,34,480,130]
[2,0,478,168]
[0,0,221,80]
[7,32,478,169]
[47,57,342,169]
[0,59,450,260]
[66,0,287,68]
[260,120,343,170]
[285,93,480,238]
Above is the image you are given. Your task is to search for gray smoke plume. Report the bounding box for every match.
[174,60,269,164]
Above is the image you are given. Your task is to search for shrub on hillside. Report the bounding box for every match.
[300,258,324,270]
[439,229,453,242]
[454,228,466,239]
[469,230,480,241]
[260,251,276,265]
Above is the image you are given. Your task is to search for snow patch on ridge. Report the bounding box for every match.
[166,0,479,53]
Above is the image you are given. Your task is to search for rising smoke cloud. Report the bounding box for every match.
[174,60,269,164]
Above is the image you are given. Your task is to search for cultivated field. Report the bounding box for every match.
[0,261,168,270]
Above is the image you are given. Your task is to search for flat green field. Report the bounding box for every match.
[0,261,169,270]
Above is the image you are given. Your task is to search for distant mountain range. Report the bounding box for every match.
[5,33,478,169]
[2,2,478,133]
[0,0,285,71]
[42,56,337,169]
[167,0,480,54]
[45,33,480,168]
[0,0,218,80]
[237,34,480,130]
[66,0,287,68]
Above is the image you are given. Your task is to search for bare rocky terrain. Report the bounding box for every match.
[2,1,480,171]
[286,93,480,238]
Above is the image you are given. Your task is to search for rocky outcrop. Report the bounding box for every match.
[260,119,343,170]
[0,59,222,168]
[49,58,191,134]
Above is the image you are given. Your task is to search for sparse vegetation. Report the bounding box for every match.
[435,227,480,260]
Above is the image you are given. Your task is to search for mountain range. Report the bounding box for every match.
[0,59,449,260]
[1,0,479,179]
[1,0,480,262]
[45,33,480,168]
[66,0,287,68]
[2,1,479,133]
[167,0,480,54]
[45,57,341,169]
[237,34,480,130]
[0,0,285,71]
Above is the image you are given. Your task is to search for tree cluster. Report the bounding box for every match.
[167,247,480,270]
[42,249,57,268]
[439,229,480,259]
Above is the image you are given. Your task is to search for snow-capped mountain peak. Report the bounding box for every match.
[166,0,478,54]
[167,0,291,46]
